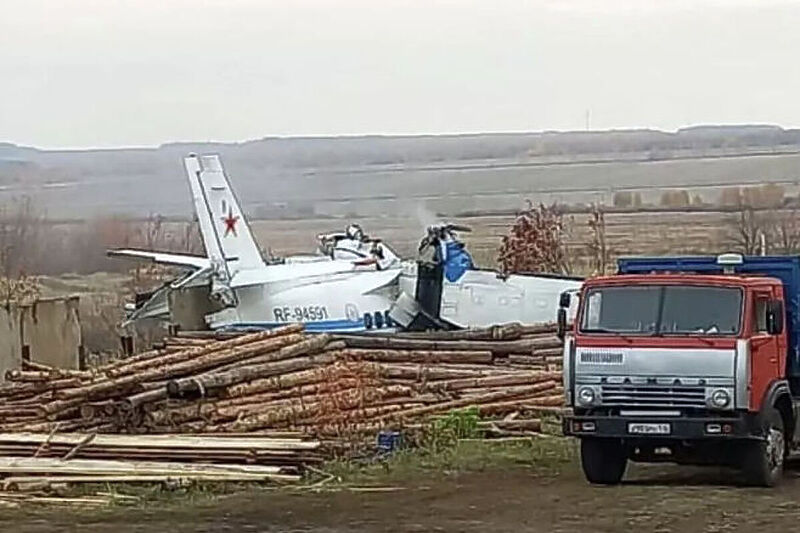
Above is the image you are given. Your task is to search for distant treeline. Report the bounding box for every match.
[2,125,800,185]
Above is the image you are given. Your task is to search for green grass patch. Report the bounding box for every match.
[323,437,577,486]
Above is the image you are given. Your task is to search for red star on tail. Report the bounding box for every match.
[222,208,239,237]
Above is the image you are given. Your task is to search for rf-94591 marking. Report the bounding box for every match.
[272,306,329,322]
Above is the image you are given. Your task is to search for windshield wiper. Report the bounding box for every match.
[580,328,637,343]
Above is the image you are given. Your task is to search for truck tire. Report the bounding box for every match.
[742,405,785,487]
[580,438,627,485]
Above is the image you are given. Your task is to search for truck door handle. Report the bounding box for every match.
[751,337,773,349]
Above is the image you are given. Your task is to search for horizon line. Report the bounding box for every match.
[3,122,798,152]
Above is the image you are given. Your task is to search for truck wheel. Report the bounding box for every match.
[581,438,627,485]
[742,405,785,487]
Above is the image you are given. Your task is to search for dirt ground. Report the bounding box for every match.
[5,460,800,533]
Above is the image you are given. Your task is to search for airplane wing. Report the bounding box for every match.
[107,249,210,270]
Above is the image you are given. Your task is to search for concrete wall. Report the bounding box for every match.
[0,296,83,381]
[21,296,82,370]
[0,303,22,384]
[169,286,217,332]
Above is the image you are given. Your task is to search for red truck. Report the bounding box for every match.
[561,254,800,486]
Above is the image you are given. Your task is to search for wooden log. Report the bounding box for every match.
[518,323,559,335]
[478,418,542,432]
[507,354,544,365]
[340,349,494,364]
[336,336,559,354]
[79,402,115,421]
[100,346,175,372]
[175,330,250,340]
[200,336,338,378]
[383,380,559,421]
[145,403,214,427]
[0,377,83,400]
[531,347,563,358]
[371,363,512,381]
[212,383,402,425]
[476,396,566,416]
[0,416,39,425]
[213,378,369,410]
[423,371,561,393]
[164,338,214,347]
[5,370,51,382]
[120,389,168,411]
[222,368,326,398]
[21,361,53,372]
[231,385,412,432]
[51,333,306,405]
[367,323,526,341]
[167,340,336,398]
[105,325,304,378]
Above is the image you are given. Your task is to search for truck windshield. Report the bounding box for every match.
[580,285,742,336]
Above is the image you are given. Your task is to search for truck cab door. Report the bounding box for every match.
[749,291,781,410]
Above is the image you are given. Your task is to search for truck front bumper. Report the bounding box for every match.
[563,412,762,441]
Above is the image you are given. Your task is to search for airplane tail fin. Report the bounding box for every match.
[184,154,266,276]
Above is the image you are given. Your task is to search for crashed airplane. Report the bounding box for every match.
[109,154,581,333]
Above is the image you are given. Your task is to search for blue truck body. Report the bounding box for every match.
[617,255,800,395]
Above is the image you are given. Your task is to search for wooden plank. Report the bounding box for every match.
[0,457,288,476]
[0,433,320,451]
[2,473,300,488]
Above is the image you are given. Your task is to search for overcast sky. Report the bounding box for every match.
[2,0,799,149]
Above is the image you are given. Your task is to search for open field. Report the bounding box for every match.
[4,440,800,533]
[5,149,800,219]
[250,209,741,272]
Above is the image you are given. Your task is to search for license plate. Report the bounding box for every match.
[628,423,671,435]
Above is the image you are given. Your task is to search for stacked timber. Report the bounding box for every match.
[0,323,564,442]
[0,432,316,490]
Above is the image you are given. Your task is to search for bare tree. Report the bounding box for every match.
[732,205,765,255]
[768,206,800,254]
[587,203,611,275]
[0,196,43,276]
[728,203,800,256]
[498,202,570,275]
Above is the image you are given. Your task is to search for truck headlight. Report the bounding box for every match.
[709,389,731,409]
[577,386,598,407]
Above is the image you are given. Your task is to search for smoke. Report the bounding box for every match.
[414,203,440,232]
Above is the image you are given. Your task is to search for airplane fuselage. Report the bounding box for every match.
[207,259,401,332]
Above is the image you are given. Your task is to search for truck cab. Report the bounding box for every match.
[562,254,800,486]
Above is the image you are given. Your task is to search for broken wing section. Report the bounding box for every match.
[107,249,210,270]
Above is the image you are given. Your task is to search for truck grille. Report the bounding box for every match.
[600,384,706,409]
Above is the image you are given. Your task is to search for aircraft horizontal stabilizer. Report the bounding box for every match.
[107,249,210,270]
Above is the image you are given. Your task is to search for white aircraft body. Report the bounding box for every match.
[388,224,582,330]
[111,155,582,333]
[111,154,401,332]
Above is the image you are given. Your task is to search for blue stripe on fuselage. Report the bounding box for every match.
[223,319,366,332]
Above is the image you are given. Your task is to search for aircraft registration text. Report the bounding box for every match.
[273,306,330,322]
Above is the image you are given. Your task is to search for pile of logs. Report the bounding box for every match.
[0,323,564,442]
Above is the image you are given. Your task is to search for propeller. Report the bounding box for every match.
[418,223,472,252]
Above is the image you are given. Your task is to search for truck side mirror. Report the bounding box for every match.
[559,291,571,309]
[557,308,568,340]
[766,299,784,335]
